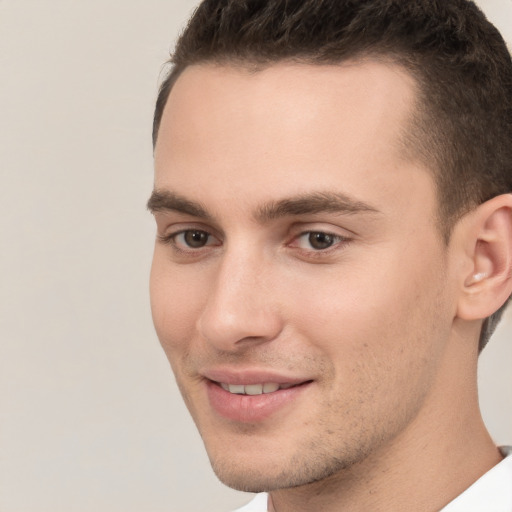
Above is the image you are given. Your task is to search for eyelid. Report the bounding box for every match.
[162,228,218,241]
[290,217,357,233]
[157,223,222,252]
[295,231,348,247]
[291,231,350,249]
[157,220,222,239]
[161,229,218,244]
[286,224,354,258]
[288,221,354,239]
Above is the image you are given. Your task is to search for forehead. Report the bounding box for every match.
[154,61,432,219]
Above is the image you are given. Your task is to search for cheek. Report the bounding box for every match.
[288,242,450,386]
[149,252,205,358]
[283,258,450,444]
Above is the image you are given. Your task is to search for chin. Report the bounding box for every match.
[210,461,294,493]
[207,443,361,493]
[206,445,276,492]
[213,470,273,493]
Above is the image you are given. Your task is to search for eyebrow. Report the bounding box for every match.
[147,189,380,222]
[147,190,212,219]
[255,191,380,222]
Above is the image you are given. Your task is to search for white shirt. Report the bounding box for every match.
[440,447,512,512]
[233,448,512,512]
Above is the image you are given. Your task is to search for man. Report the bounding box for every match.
[147,1,512,510]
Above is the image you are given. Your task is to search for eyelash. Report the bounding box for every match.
[158,229,351,257]
[292,231,350,252]
[157,230,220,253]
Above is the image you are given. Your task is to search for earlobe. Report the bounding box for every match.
[457,194,512,321]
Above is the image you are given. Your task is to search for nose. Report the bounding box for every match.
[196,249,283,352]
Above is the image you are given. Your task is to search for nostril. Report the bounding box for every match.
[197,301,283,351]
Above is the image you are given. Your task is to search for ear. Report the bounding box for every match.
[456,194,512,321]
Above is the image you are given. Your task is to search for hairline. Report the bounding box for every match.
[153,53,457,241]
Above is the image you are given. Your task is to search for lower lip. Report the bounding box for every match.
[206,381,310,423]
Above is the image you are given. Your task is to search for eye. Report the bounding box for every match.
[174,229,217,249]
[295,231,347,251]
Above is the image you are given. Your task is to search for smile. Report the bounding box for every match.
[219,382,296,395]
[205,376,313,422]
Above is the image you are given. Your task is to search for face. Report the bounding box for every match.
[150,62,458,492]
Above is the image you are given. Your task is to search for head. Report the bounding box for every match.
[153,0,512,350]
[148,0,512,496]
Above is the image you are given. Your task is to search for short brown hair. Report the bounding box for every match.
[153,0,512,349]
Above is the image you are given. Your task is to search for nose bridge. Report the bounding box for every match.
[197,242,281,349]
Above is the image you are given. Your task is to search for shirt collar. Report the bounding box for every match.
[440,447,512,512]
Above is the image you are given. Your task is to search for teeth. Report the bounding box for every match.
[245,384,263,395]
[228,384,245,394]
[263,382,280,393]
[221,382,285,395]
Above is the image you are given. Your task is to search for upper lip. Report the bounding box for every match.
[201,367,311,386]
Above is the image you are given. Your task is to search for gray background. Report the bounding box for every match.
[1,1,511,511]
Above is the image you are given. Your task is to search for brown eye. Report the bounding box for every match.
[183,230,210,248]
[308,232,336,250]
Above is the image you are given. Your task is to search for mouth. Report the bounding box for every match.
[203,374,313,423]
[217,381,301,395]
